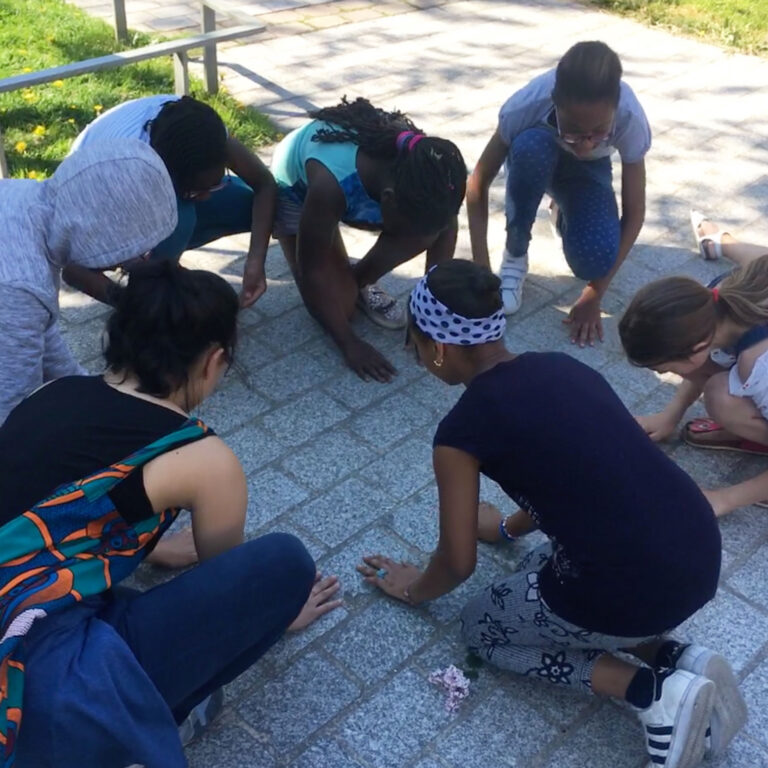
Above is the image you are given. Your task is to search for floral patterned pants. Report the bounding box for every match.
[460,543,657,694]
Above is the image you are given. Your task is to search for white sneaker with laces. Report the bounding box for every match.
[636,669,715,768]
[674,644,747,759]
[500,250,528,316]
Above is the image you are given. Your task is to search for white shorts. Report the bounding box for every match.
[729,348,768,420]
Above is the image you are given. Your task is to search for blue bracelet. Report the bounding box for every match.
[499,518,516,543]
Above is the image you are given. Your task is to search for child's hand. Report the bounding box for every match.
[636,411,678,442]
[564,286,603,347]
[357,554,421,603]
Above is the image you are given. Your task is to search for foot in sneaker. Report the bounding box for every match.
[635,669,715,768]
[178,688,224,747]
[668,644,747,759]
[500,250,528,315]
[357,284,406,330]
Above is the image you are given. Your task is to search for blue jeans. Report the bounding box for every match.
[505,127,620,281]
[152,175,255,263]
[16,533,315,768]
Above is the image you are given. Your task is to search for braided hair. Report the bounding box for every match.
[148,96,228,196]
[309,97,466,236]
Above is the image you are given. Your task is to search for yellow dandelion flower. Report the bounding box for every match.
[22,67,32,73]
[14,141,27,153]
[18,48,27,55]
[70,104,77,109]
[22,91,37,102]
[53,80,64,88]
[67,118,75,124]
[93,104,103,113]
[28,171,38,179]
[32,125,46,137]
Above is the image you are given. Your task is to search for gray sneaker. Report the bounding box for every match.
[178,688,224,747]
[357,284,406,330]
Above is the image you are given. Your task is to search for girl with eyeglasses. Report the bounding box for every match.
[358,260,744,768]
[467,41,650,346]
[2,263,340,768]
[65,95,276,310]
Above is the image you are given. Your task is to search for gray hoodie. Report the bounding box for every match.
[0,139,177,425]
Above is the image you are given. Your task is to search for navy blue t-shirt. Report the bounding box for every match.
[434,352,721,637]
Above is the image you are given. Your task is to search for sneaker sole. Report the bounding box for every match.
[684,650,748,759]
[664,677,715,768]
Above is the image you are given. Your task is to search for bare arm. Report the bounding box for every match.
[406,446,481,605]
[589,160,646,298]
[568,160,646,346]
[62,263,120,306]
[352,217,457,288]
[225,137,277,307]
[466,131,509,269]
[143,436,247,561]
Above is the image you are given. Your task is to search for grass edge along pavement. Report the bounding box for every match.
[0,0,278,179]
[586,0,768,57]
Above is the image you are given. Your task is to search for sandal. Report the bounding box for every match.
[684,418,768,456]
[690,209,729,261]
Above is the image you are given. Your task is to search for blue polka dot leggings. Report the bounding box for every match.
[504,127,620,281]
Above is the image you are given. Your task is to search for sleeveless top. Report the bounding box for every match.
[271,120,383,227]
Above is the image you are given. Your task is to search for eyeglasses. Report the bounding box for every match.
[185,169,232,200]
[554,107,614,147]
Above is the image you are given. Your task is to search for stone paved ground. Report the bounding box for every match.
[59,1,768,766]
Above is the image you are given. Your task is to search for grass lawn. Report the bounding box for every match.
[588,0,768,56]
[0,0,278,179]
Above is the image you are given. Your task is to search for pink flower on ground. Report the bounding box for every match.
[428,664,471,713]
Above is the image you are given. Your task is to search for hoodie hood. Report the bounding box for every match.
[43,139,178,268]
[0,139,177,317]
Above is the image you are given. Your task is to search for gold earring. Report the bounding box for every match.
[433,358,443,368]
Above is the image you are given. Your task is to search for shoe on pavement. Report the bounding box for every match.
[500,250,528,315]
[674,644,747,759]
[357,284,407,330]
[178,688,224,747]
[635,669,715,768]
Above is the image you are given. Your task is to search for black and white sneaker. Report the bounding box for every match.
[673,644,747,759]
[635,669,715,768]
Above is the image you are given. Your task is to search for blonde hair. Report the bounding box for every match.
[620,253,768,367]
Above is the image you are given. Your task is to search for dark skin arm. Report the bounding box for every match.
[352,215,457,288]
[466,130,508,269]
[358,446,481,604]
[62,264,120,306]
[297,161,396,382]
[225,136,277,308]
[565,159,646,346]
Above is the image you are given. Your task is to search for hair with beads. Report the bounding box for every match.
[620,254,768,367]
[552,41,622,107]
[308,96,466,235]
[104,261,238,398]
[148,96,228,196]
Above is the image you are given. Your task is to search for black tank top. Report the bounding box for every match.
[0,376,202,525]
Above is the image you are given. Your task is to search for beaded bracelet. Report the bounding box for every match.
[499,517,516,543]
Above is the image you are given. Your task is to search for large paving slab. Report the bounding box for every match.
[59,1,768,766]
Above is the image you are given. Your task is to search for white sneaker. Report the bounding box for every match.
[675,645,747,759]
[500,250,528,315]
[635,669,714,768]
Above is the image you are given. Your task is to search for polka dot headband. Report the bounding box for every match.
[409,271,506,345]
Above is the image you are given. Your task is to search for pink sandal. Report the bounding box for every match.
[683,418,768,456]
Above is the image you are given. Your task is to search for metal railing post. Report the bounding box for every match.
[113,0,128,42]
[201,3,218,94]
